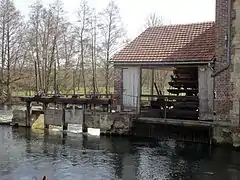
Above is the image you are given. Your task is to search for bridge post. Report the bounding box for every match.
[43,103,49,129]
[82,106,87,133]
[26,102,31,127]
[62,104,68,131]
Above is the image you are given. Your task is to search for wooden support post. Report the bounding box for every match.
[164,100,167,120]
[26,102,31,127]
[151,69,154,100]
[62,104,67,142]
[44,124,49,129]
[82,106,87,133]
[62,104,68,131]
[138,67,142,115]
[62,134,66,145]
[43,103,49,129]
[43,131,49,154]
[109,100,112,113]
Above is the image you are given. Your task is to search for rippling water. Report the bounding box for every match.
[1,106,240,180]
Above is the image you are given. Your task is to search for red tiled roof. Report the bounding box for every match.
[111,21,216,63]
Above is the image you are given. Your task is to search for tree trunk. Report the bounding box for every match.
[1,12,5,84]
[91,40,96,95]
[80,29,87,96]
[6,23,10,101]
[36,9,42,90]
[46,35,57,93]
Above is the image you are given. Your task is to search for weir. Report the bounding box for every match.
[7,94,214,144]
[11,95,135,136]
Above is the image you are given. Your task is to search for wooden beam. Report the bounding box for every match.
[141,94,198,101]
[138,66,142,114]
[137,117,213,127]
[150,69,154,99]
[20,96,112,106]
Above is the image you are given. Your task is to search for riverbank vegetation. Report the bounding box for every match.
[0,0,169,103]
[0,0,127,100]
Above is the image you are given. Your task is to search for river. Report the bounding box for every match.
[1,106,240,180]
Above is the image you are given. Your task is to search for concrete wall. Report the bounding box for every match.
[12,109,27,127]
[12,109,42,127]
[198,66,214,120]
[44,109,63,126]
[12,108,135,136]
[65,109,83,124]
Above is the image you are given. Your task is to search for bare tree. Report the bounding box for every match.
[28,0,66,94]
[0,0,26,100]
[28,0,43,92]
[143,13,170,95]
[50,0,64,95]
[75,0,92,96]
[0,0,130,100]
[99,0,125,96]
[89,10,98,95]
[57,22,77,93]
[144,12,163,28]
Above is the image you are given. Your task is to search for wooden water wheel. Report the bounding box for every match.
[167,67,199,119]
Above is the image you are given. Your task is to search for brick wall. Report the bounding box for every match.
[114,66,123,106]
[214,0,233,121]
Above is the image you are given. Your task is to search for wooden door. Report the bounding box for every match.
[122,67,140,109]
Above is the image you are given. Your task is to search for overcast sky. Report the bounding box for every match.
[14,0,215,39]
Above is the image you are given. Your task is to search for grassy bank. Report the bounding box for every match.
[11,87,115,97]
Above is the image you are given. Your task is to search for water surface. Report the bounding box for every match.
[1,106,240,180]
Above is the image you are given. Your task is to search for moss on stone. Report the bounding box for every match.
[31,114,44,130]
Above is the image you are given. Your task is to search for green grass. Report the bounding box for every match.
[11,87,114,97]
[12,86,169,99]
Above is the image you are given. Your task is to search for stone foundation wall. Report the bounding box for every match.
[12,109,27,127]
[12,108,135,136]
[65,109,83,124]
[85,112,135,135]
[12,109,41,127]
[99,112,135,135]
[213,124,240,147]
[85,112,100,129]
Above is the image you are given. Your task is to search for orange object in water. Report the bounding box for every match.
[43,176,47,180]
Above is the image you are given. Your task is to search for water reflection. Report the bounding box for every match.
[0,126,240,179]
